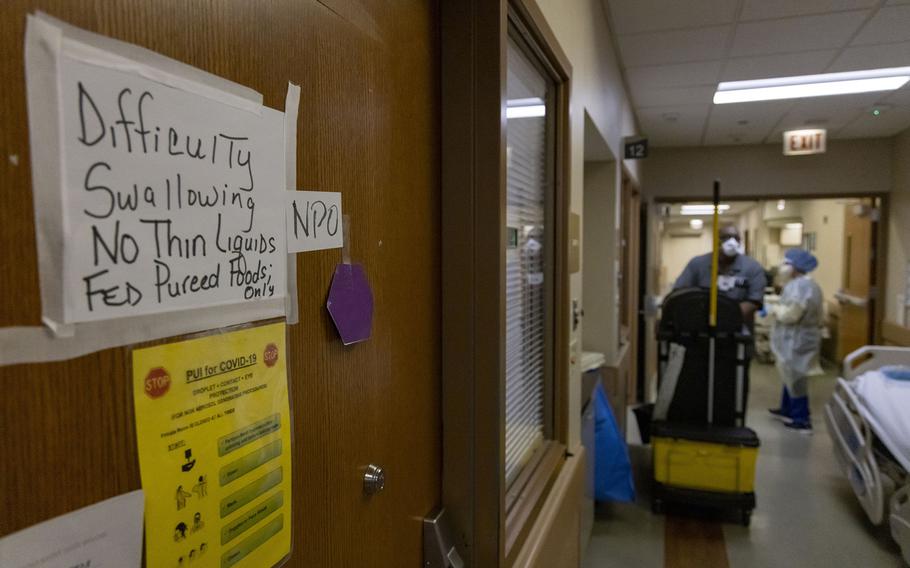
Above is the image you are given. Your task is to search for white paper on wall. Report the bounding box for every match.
[0,490,144,568]
[286,191,344,253]
[1,12,299,365]
[58,56,287,323]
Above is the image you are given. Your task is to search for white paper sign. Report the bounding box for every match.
[0,490,144,568]
[57,56,287,323]
[286,191,343,252]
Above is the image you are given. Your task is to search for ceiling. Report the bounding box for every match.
[605,0,910,147]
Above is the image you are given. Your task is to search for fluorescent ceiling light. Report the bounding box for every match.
[713,67,910,104]
[507,97,546,119]
[785,222,803,229]
[777,199,786,211]
[689,219,704,230]
[680,204,730,215]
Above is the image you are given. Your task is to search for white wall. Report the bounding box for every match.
[799,199,847,304]
[658,230,711,295]
[536,0,642,450]
[583,160,617,357]
[644,139,892,200]
[740,204,769,265]
[888,129,910,326]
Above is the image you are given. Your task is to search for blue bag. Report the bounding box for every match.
[594,383,636,502]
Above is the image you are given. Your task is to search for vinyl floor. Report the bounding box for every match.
[582,361,904,568]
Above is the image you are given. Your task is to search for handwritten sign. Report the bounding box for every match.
[57,55,287,323]
[286,191,343,253]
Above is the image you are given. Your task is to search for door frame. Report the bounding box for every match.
[440,0,571,564]
[650,192,890,350]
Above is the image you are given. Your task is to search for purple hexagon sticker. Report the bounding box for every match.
[326,263,373,345]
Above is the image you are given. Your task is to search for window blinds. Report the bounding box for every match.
[504,37,552,487]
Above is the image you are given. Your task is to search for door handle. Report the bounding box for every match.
[834,291,868,307]
[363,464,385,496]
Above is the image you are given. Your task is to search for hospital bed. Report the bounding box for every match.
[824,346,910,565]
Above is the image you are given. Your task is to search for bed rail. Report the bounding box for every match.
[842,346,910,382]
[825,378,886,524]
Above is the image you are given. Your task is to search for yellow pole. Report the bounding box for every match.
[709,180,720,328]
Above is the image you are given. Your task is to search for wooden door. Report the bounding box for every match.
[836,203,874,360]
[0,2,441,566]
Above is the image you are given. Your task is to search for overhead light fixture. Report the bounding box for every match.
[507,97,546,119]
[680,204,730,215]
[785,222,803,229]
[777,199,786,211]
[689,219,704,230]
[713,67,910,104]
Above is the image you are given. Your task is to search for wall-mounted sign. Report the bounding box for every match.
[26,15,289,326]
[286,191,343,253]
[624,137,648,160]
[783,129,826,156]
[0,490,144,568]
[132,322,293,568]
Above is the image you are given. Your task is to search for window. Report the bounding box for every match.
[504,33,556,489]
[440,1,570,562]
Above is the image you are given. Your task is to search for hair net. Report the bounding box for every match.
[784,248,818,273]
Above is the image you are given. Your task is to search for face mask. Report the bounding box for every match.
[721,237,739,257]
[779,263,794,283]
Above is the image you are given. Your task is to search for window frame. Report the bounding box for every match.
[441,0,571,564]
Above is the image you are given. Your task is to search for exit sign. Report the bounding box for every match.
[783,128,826,156]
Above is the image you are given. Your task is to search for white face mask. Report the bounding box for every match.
[721,237,740,257]
[779,263,795,282]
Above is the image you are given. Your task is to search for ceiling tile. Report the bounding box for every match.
[626,60,723,90]
[770,92,882,138]
[883,85,910,105]
[835,105,910,137]
[633,85,717,107]
[618,25,731,67]
[638,104,710,147]
[607,0,737,34]
[741,0,878,21]
[721,50,838,81]
[828,41,910,71]
[611,1,906,147]
[852,5,910,45]
[704,101,793,145]
[730,11,870,56]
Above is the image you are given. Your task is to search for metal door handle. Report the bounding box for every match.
[834,291,868,307]
[363,464,385,496]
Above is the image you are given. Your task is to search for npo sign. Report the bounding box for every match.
[783,128,826,156]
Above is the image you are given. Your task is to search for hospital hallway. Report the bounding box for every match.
[583,361,904,568]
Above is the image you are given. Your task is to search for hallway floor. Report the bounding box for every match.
[583,362,905,568]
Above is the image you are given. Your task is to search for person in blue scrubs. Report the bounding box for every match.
[768,248,823,433]
[674,224,767,323]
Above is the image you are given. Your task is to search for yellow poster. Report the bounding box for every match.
[132,322,292,568]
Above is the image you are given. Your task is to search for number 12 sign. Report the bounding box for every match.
[624,137,648,160]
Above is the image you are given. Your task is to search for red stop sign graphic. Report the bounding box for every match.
[264,343,279,368]
[144,367,171,399]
